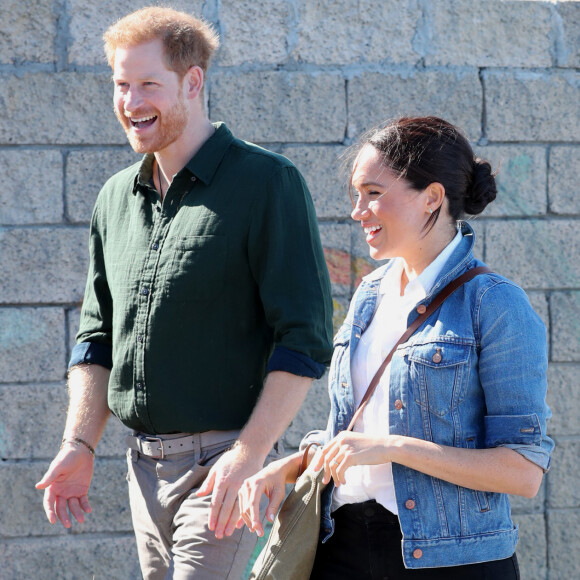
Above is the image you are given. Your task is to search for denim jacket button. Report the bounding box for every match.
[432,351,442,363]
[413,549,423,559]
[417,304,427,314]
[405,499,416,510]
[394,399,403,410]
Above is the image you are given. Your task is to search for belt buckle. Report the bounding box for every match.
[145,436,165,459]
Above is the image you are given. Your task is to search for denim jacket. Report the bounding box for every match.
[303,222,553,569]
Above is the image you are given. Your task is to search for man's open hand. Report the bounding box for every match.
[196,444,264,539]
[35,445,94,528]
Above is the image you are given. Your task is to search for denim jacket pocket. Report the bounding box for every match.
[407,341,471,416]
[465,436,492,512]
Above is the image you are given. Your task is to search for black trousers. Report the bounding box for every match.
[310,500,520,580]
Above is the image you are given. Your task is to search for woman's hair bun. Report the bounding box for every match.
[464,158,497,215]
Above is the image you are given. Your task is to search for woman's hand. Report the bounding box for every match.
[237,453,301,537]
[311,432,390,486]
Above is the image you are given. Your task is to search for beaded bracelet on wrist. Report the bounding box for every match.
[61,436,96,457]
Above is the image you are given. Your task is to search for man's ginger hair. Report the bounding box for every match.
[103,6,219,76]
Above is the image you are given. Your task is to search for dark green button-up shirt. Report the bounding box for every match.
[71,123,333,434]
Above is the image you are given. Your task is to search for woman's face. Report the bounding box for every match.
[350,145,431,262]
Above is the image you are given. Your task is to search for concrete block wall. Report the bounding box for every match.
[0,1,578,578]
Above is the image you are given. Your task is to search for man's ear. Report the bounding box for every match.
[184,66,204,100]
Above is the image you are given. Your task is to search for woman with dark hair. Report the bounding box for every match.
[238,117,553,579]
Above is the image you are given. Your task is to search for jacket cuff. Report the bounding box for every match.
[69,342,113,370]
[267,346,327,379]
[300,429,330,451]
[501,444,552,472]
[485,414,552,472]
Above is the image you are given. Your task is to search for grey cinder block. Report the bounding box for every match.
[547,508,580,579]
[0,228,88,304]
[210,72,347,143]
[547,364,580,436]
[218,0,290,66]
[66,148,140,224]
[546,440,580,509]
[512,513,547,580]
[347,70,482,142]
[292,0,420,65]
[549,146,580,215]
[0,0,57,64]
[0,73,125,145]
[484,70,580,142]
[0,308,66,383]
[556,2,580,68]
[485,220,580,289]
[477,145,548,217]
[279,145,350,219]
[424,0,553,67]
[1,150,64,225]
[0,534,141,579]
[551,292,580,363]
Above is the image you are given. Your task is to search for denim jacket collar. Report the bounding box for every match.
[351,221,476,333]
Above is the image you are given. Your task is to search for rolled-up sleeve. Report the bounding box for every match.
[248,164,333,374]
[71,200,114,369]
[267,346,327,379]
[484,413,550,471]
[478,281,554,472]
[69,341,113,370]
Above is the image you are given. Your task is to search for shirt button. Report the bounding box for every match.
[156,205,161,212]
[136,382,144,390]
[152,242,159,251]
[191,176,197,182]
[405,499,416,510]
[413,549,423,559]
[141,287,149,296]
[394,399,403,410]
[137,335,144,343]
[417,304,427,314]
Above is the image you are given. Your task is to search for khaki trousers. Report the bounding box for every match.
[126,430,279,580]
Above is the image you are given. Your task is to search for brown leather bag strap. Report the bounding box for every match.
[297,442,320,477]
[345,266,493,432]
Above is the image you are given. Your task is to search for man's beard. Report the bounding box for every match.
[116,95,189,154]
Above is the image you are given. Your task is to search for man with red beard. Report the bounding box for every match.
[36,7,333,579]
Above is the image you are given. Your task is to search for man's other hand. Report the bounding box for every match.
[196,443,264,539]
[35,444,94,528]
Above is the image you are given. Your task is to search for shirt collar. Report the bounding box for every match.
[372,227,463,297]
[131,122,234,195]
[409,227,463,296]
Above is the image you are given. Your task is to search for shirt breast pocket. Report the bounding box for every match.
[166,235,226,301]
[407,341,471,417]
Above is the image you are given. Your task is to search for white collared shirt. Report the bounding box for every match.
[332,229,463,514]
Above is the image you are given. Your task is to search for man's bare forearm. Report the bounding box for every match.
[62,364,111,449]
[236,370,313,460]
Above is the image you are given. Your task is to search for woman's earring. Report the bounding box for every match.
[429,208,433,214]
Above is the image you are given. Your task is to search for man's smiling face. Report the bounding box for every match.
[112,38,189,155]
